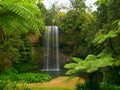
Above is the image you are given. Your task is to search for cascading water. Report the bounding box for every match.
[42,26,60,71]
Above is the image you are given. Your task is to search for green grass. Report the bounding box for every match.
[31,87,74,90]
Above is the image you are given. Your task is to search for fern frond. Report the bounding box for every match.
[65,54,116,75]
[72,57,83,62]
[85,54,97,61]
[0,0,44,34]
[66,69,77,75]
[93,20,120,45]
[75,65,88,71]
[64,63,77,69]
[93,30,119,44]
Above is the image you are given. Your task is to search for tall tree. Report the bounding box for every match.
[69,0,86,13]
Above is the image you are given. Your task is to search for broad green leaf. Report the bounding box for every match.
[66,69,77,75]
[72,57,83,62]
[93,33,105,44]
[87,68,98,73]
[107,30,118,38]
[93,30,120,44]
[85,54,97,61]
[65,54,118,75]
[64,63,77,69]
[118,21,120,26]
[75,65,88,71]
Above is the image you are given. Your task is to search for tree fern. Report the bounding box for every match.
[64,63,77,69]
[85,54,97,61]
[64,54,119,75]
[66,69,77,75]
[0,0,44,36]
[72,57,83,62]
[93,21,120,44]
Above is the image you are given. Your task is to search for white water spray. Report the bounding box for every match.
[42,26,60,71]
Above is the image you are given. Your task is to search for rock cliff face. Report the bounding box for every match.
[29,33,39,44]
[59,53,72,69]
[28,32,72,70]
[0,28,5,43]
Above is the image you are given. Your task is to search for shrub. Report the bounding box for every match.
[18,73,51,83]
[76,82,120,90]
[0,80,19,90]
[100,82,120,90]
[0,80,31,90]
[0,73,51,83]
[2,68,18,75]
[0,80,7,90]
[102,66,120,85]
[76,80,100,90]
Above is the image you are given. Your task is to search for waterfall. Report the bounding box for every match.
[42,26,60,71]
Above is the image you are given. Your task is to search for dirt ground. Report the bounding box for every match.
[26,76,85,88]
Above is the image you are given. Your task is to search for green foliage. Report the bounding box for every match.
[0,0,45,73]
[0,32,38,73]
[58,7,97,57]
[85,54,97,61]
[58,10,79,32]
[93,21,120,44]
[0,73,51,83]
[100,82,120,90]
[0,80,31,90]
[37,2,47,24]
[102,66,120,85]
[72,57,83,62]
[92,1,120,85]
[94,0,120,54]
[44,3,60,26]
[0,80,18,90]
[76,82,120,90]
[0,38,22,72]
[2,68,18,75]
[65,54,117,75]
[76,80,100,90]
[0,0,44,33]
[65,53,120,85]
[69,0,86,13]
[31,87,73,90]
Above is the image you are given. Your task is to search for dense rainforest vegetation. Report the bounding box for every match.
[0,0,120,89]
